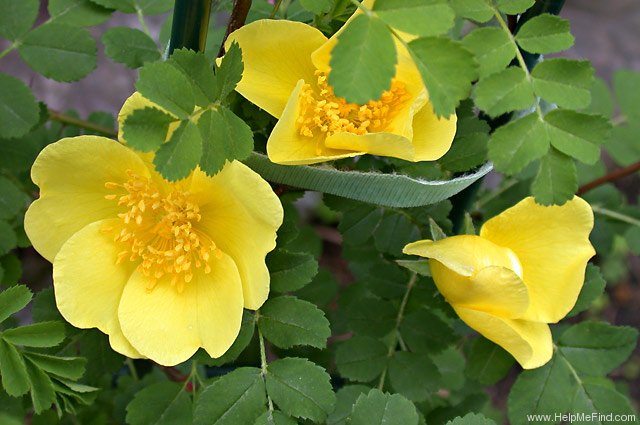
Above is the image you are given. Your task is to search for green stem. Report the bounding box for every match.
[168,0,213,55]
[48,109,118,137]
[591,205,640,227]
[0,44,16,60]
[269,0,283,18]
[377,272,417,391]
[126,358,140,381]
[257,315,275,413]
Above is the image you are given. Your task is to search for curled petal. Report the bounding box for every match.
[227,20,328,118]
[411,102,457,161]
[480,196,595,323]
[25,136,150,262]
[455,306,553,369]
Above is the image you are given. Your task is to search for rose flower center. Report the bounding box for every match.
[296,70,409,138]
[104,171,217,292]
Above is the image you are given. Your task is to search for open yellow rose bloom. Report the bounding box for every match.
[226,13,456,165]
[403,197,595,369]
[24,98,284,366]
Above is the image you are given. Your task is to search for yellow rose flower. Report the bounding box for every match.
[403,197,595,369]
[225,6,456,165]
[24,97,284,366]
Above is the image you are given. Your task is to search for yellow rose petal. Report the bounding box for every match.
[24,136,150,262]
[455,306,553,369]
[480,196,595,323]
[411,102,457,161]
[227,20,327,118]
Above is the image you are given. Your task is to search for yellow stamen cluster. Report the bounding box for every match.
[104,171,218,292]
[297,71,409,138]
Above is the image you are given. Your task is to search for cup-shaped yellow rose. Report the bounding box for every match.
[403,197,595,369]
[225,5,456,165]
[24,101,284,366]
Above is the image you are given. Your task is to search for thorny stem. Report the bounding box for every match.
[577,161,640,195]
[218,0,252,57]
[257,315,275,413]
[377,272,418,391]
[48,109,118,137]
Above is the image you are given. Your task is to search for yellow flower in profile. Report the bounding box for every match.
[403,197,595,369]
[24,96,284,366]
[225,5,456,165]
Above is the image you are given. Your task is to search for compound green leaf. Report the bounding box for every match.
[532,59,594,109]
[0,0,39,40]
[348,389,419,425]
[515,14,574,54]
[23,353,86,380]
[267,249,318,293]
[24,358,55,414]
[329,14,397,105]
[474,67,534,117]
[488,113,548,174]
[571,380,638,422]
[102,27,160,68]
[122,107,176,152]
[169,49,216,106]
[439,117,489,173]
[545,110,610,164]
[613,69,640,120]
[0,221,17,256]
[194,367,267,425]
[389,352,442,401]
[299,0,331,14]
[0,339,29,396]
[450,0,493,23]
[462,27,516,78]
[48,0,112,27]
[399,308,455,354]
[212,42,244,101]
[0,73,40,139]
[373,0,455,37]
[567,264,606,317]
[266,358,335,423]
[258,296,330,349]
[127,381,192,425]
[408,37,477,118]
[494,0,534,14]
[373,212,420,257]
[347,297,396,338]
[335,336,388,382]
[254,411,298,425]
[605,124,640,167]
[2,321,65,347]
[465,337,514,385]
[327,385,370,425]
[136,61,195,119]
[0,176,26,220]
[0,285,32,324]
[153,120,203,181]
[446,413,497,425]
[19,23,97,82]
[531,147,576,206]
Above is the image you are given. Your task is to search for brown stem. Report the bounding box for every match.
[577,161,640,195]
[217,0,252,57]
[160,365,190,382]
[48,109,118,137]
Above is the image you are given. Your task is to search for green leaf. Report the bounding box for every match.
[295,268,338,308]
[0,221,17,256]
[0,339,29,396]
[266,358,335,422]
[123,107,176,152]
[437,119,489,173]
[462,27,516,79]
[198,107,253,176]
[429,217,447,240]
[474,67,534,117]
[24,358,55,414]
[571,380,638,421]
[335,336,388,382]
[531,59,594,109]
[329,14,397,105]
[327,385,370,425]
[507,357,574,425]
[258,296,330,349]
[254,411,298,425]
[127,381,192,425]
[267,249,318,293]
[299,0,331,14]
[613,69,640,120]
[19,23,97,82]
[567,264,606,317]
[243,153,492,208]
[626,226,640,256]
[373,0,455,37]
[488,114,548,175]
[494,0,534,14]
[0,73,40,138]
[531,147,577,206]
[347,297,396,338]
[395,260,431,277]
[515,14,574,54]
[557,321,638,376]
[2,321,65,347]
[48,0,112,27]
[337,204,383,245]
[153,120,203,181]
[136,61,195,119]
[399,308,455,354]
[169,49,217,106]
[102,27,160,68]
[373,213,420,257]
[450,0,493,23]
[0,176,25,220]
[349,389,419,425]
[545,110,610,164]
[23,353,86,380]
[586,77,614,118]
[408,37,477,117]
[388,352,442,401]
[606,124,640,167]
[465,337,514,385]
[0,285,32,323]
[90,0,172,14]
[446,413,497,425]
[0,0,39,40]
[213,42,244,101]
[205,311,255,367]
[194,367,267,425]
